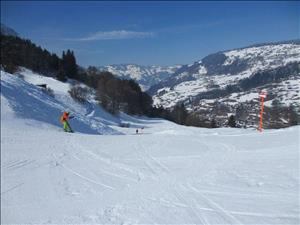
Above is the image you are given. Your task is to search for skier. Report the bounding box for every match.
[60,111,74,133]
[136,129,138,134]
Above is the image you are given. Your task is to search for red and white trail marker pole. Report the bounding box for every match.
[258,91,267,132]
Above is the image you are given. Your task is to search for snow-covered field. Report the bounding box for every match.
[1,70,299,224]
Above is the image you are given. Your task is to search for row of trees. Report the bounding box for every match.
[1,34,154,117]
[96,71,152,115]
[66,66,153,116]
[57,50,77,82]
[1,34,78,83]
[160,97,299,129]
[264,101,299,128]
[1,34,60,75]
[148,102,236,128]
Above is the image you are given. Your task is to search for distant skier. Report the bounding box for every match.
[136,129,138,134]
[60,111,74,133]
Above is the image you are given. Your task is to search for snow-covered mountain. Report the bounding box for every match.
[1,69,299,224]
[151,40,300,109]
[98,64,182,91]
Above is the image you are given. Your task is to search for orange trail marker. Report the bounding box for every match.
[258,91,267,132]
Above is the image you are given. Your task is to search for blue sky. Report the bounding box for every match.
[1,1,299,67]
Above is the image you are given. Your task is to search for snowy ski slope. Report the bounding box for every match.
[1,70,299,224]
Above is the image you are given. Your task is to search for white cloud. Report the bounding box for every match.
[69,30,154,41]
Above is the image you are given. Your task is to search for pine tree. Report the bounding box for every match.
[50,53,60,72]
[61,50,78,79]
[210,118,217,128]
[57,62,67,82]
[228,115,236,127]
[171,103,188,125]
[288,104,299,126]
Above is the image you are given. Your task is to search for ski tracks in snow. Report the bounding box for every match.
[186,183,243,225]
[1,183,24,195]
[52,153,115,191]
[131,137,245,224]
[176,182,299,224]
[133,140,170,179]
[173,187,209,224]
[133,139,222,224]
[2,159,36,171]
[49,133,298,224]
[170,182,242,225]
[72,141,140,185]
[52,139,141,193]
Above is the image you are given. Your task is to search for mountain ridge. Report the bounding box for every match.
[1,23,19,37]
[98,64,182,91]
[151,41,300,107]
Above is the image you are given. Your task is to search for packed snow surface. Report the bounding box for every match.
[1,70,299,224]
